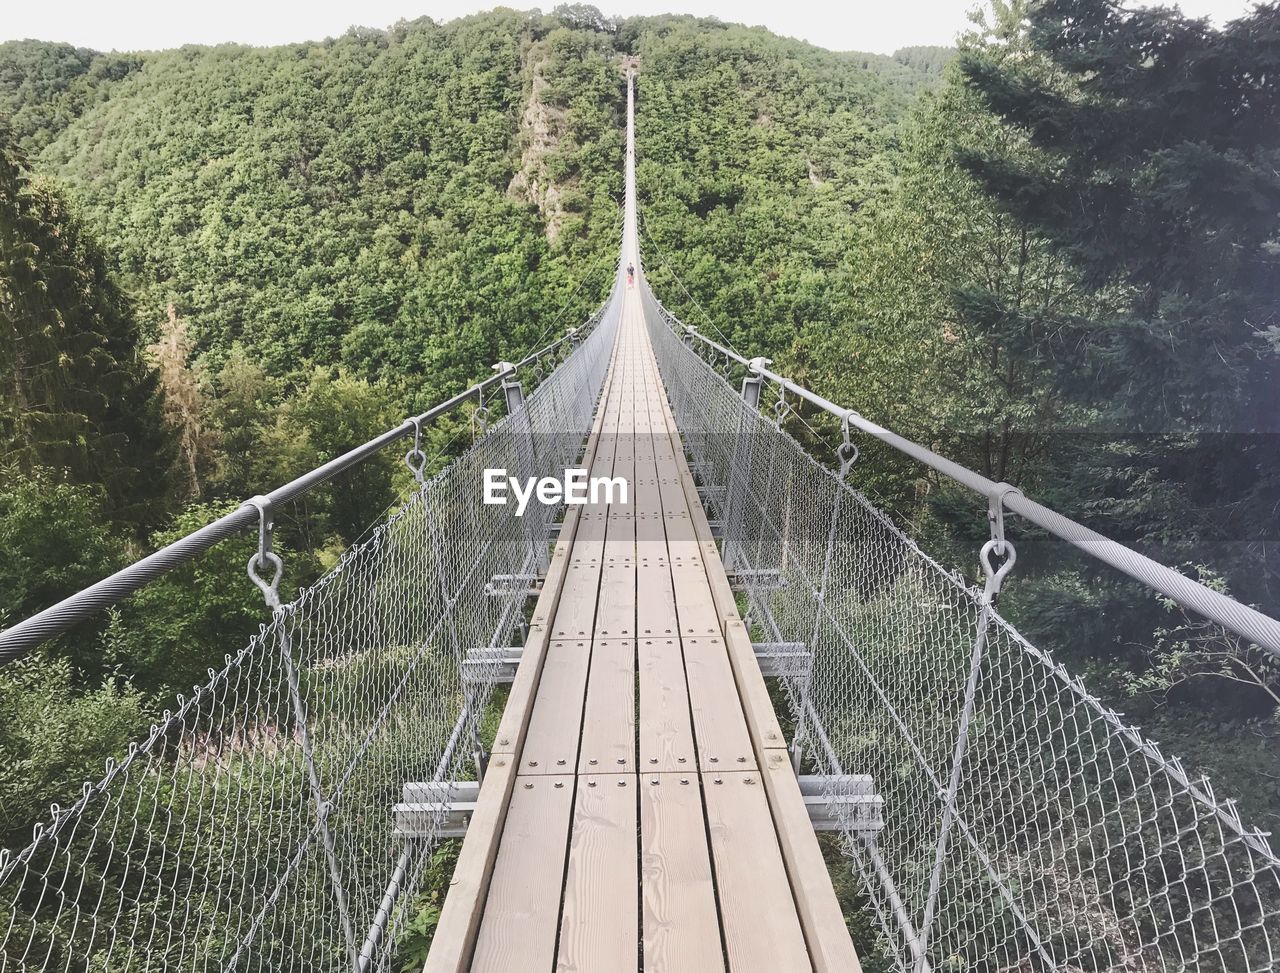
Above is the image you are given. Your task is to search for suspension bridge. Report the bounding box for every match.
[2,72,1279,973]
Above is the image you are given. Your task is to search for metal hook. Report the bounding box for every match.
[403,416,427,485]
[979,538,1017,605]
[772,388,789,429]
[986,482,1023,557]
[472,394,491,438]
[837,410,861,477]
[242,495,283,609]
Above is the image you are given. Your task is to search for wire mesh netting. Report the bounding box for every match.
[0,292,620,973]
[641,284,1280,973]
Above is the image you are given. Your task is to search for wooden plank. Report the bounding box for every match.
[638,637,695,772]
[633,476,664,516]
[670,563,721,638]
[556,773,640,973]
[636,562,678,639]
[520,640,591,774]
[595,559,637,639]
[552,561,604,639]
[760,752,864,973]
[578,639,637,773]
[640,775,726,973]
[721,619,787,750]
[682,635,756,771]
[702,772,812,973]
[471,774,576,972]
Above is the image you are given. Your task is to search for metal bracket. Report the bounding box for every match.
[493,362,524,414]
[484,574,544,598]
[752,641,813,678]
[397,776,883,840]
[394,781,480,838]
[837,409,861,477]
[242,495,283,610]
[463,640,811,685]
[800,774,885,836]
[982,482,1022,602]
[403,416,427,485]
[725,568,786,591]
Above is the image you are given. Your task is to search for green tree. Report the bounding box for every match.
[0,129,172,524]
[958,0,1280,610]
[0,471,124,640]
[0,654,148,846]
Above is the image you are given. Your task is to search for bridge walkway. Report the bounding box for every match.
[423,255,862,972]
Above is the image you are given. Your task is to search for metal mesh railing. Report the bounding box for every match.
[0,294,620,973]
[641,286,1280,973]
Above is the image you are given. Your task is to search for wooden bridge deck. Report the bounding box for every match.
[423,270,863,972]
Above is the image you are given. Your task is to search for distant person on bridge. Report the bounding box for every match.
[626,262,635,286]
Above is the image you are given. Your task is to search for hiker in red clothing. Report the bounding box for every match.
[626,262,635,286]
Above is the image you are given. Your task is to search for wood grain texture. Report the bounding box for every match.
[556,773,640,973]
[640,775,726,973]
[638,637,695,772]
[702,772,812,973]
[636,562,678,638]
[682,635,757,771]
[578,639,637,774]
[471,774,576,972]
[595,559,637,639]
[521,640,592,774]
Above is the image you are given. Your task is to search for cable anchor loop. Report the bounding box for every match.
[403,416,428,485]
[772,387,789,429]
[986,481,1023,557]
[242,495,283,610]
[980,482,1023,603]
[472,387,491,439]
[837,410,861,477]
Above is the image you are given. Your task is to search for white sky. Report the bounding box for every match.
[0,0,1261,56]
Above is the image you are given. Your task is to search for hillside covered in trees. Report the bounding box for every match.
[2,0,1278,964]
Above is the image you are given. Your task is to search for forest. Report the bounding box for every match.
[1,0,1278,966]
